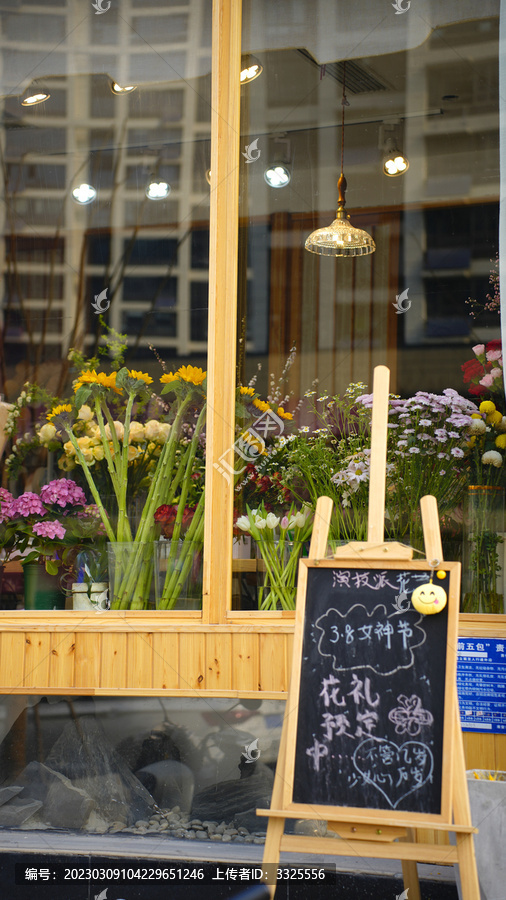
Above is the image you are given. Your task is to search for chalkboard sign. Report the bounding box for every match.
[284,560,459,824]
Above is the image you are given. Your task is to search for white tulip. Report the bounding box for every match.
[265,513,280,529]
[236,515,251,531]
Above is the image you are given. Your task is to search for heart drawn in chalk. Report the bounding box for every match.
[352,739,434,809]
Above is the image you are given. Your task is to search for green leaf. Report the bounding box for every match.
[45,559,59,576]
[74,385,91,410]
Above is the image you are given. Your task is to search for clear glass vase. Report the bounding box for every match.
[154,539,203,610]
[107,542,155,610]
[255,539,307,611]
[462,485,505,614]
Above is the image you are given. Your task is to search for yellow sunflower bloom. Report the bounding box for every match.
[47,403,72,421]
[277,407,293,420]
[253,398,270,413]
[160,372,177,384]
[176,365,206,385]
[128,370,153,385]
[240,386,255,397]
[479,400,496,415]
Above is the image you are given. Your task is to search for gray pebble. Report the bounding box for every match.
[203,821,217,828]
[109,825,124,834]
[196,831,208,840]
[222,833,232,842]
[253,837,265,844]
[210,833,222,841]
[186,830,196,839]
[190,819,202,826]
[159,822,169,830]
[135,820,149,828]
[237,827,249,835]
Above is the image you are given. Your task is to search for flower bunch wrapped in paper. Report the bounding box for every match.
[39,365,206,609]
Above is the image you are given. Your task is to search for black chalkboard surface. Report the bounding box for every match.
[287,562,459,820]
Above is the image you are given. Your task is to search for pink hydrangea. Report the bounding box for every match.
[40,479,86,508]
[10,493,46,517]
[0,488,13,523]
[32,520,66,540]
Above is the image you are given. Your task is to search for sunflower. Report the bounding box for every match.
[253,398,270,413]
[74,370,119,392]
[277,407,293,420]
[47,403,72,421]
[160,372,177,384]
[239,386,255,397]
[128,370,153,385]
[176,365,206,385]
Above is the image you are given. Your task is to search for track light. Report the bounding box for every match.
[110,80,137,95]
[21,82,50,106]
[240,55,263,85]
[264,164,290,189]
[380,120,409,177]
[145,180,170,200]
[72,183,97,205]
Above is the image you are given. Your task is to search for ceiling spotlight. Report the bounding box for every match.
[21,83,50,106]
[72,183,97,205]
[305,63,375,257]
[110,80,137,94]
[146,180,170,200]
[240,55,263,85]
[264,164,290,189]
[383,139,409,177]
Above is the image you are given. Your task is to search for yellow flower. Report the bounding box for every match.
[479,400,496,415]
[92,445,105,461]
[471,413,483,419]
[177,365,206,385]
[77,436,92,450]
[74,370,120,393]
[127,445,140,462]
[277,407,293,420]
[85,423,101,441]
[253,398,270,413]
[160,372,177,384]
[58,456,76,471]
[128,370,153,385]
[38,423,57,443]
[496,434,506,449]
[487,410,503,426]
[47,403,72,421]
[81,448,94,464]
[240,386,255,397]
[467,436,476,448]
[128,421,145,443]
[64,441,76,457]
[77,404,94,422]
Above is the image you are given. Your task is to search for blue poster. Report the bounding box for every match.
[457,638,506,734]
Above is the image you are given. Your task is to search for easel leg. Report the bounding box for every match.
[263,815,285,899]
[453,699,480,900]
[400,828,421,900]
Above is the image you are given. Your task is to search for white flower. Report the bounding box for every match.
[482,450,503,467]
[254,517,267,530]
[77,404,94,422]
[408,447,420,454]
[38,423,57,443]
[144,419,162,441]
[469,419,486,435]
[451,447,464,458]
[419,419,432,427]
[236,515,250,531]
[265,512,280,529]
[496,417,506,434]
[299,425,310,433]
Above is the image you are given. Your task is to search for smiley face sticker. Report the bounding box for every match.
[411,579,447,615]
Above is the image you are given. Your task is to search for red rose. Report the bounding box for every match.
[486,339,502,352]
[461,358,484,384]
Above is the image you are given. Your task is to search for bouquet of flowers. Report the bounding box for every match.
[38,365,207,609]
[461,341,503,403]
[236,503,313,610]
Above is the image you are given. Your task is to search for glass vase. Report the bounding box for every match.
[154,539,203,610]
[462,485,505,614]
[255,539,307,611]
[107,542,155,610]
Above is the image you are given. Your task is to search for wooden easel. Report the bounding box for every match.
[258,366,480,900]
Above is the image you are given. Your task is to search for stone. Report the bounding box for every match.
[210,833,222,841]
[222,833,232,842]
[0,799,43,827]
[191,763,273,823]
[196,831,208,840]
[13,762,94,829]
[0,786,23,807]
[44,717,155,826]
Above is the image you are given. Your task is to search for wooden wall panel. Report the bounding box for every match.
[231,633,260,692]
[126,632,153,689]
[179,634,206,691]
[205,632,232,691]
[0,633,25,688]
[49,633,75,688]
[74,632,101,689]
[100,633,127,689]
[24,632,51,689]
[259,633,287,693]
[152,634,180,690]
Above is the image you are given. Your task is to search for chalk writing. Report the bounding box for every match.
[353,739,434,809]
[315,603,426,676]
[388,694,434,736]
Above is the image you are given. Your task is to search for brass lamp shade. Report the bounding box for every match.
[305,174,375,257]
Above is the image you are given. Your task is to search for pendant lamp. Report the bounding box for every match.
[305,62,375,257]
